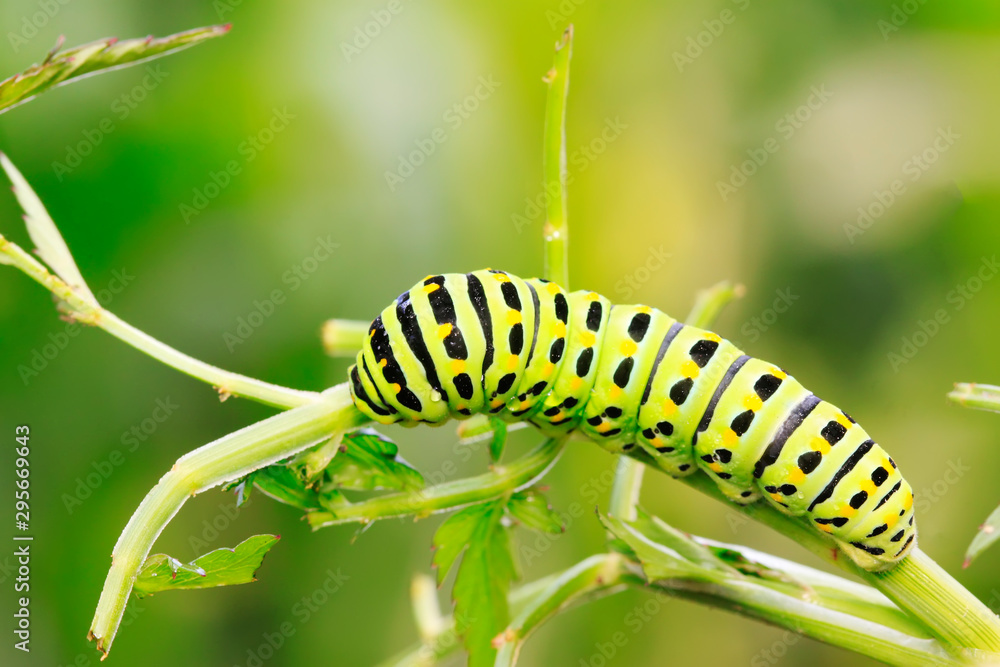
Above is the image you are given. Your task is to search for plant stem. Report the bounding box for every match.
[0,233,319,409]
[542,26,572,288]
[322,318,370,357]
[494,554,628,666]
[651,576,958,667]
[948,383,1000,414]
[88,385,367,657]
[306,437,567,528]
[627,452,1000,658]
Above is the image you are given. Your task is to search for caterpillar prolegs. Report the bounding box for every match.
[348,270,917,571]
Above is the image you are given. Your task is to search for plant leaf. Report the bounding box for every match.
[965,503,1000,567]
[327,429,424,491]
[250,466,323,511]
[507,489,564,534]
[600,513,723,584]
[0,25,230,115]
[0,154,96,302]
[133,534,279,597]
[432,501,515,667]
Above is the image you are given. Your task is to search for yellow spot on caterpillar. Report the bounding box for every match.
[456,403,467,411]
[506,354,519,371]
[596,421,612,433]
[788,468,806,484]
[609,385,623,400]
[709,462,723,473]
[490,398,504,409]
[553,321,567,337]
[637,305,651,314]
[861,480,877,496]
[835,414,852,430]
[884,512,900,530]
[542,362,556,378]
[392,383,402,393]
[494,273,511,283]
[882,457,893,473]
[437,323,453,339]
[519,400,530,410]
[546,282,561,295]
[770,493,784,503]
[649,437,662,447]
[722,429,738,447]
[450,359,466,374]
[771,368,787,380]
[587,291,599,300]
[379,358,388,368]
[840,506,857,518]
[704,332,722,343]
[744,394,763,411]
[580,331,596,347]
[422,282,440,294]
[662,400,677,416]
[680,360,700,379]
[817,523,834,533]
[811,437,831,455]
[507,310,523,326]
[620,339,637,357]
[570,377,584,391]
[903,491,913,510]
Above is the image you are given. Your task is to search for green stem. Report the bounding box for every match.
[948,383,1000,414]
[628,452,1000,657]
[88,385,367,657]
[542,26,572,287]
[322,318,370,357]
[650,575,957,667]
[494,554,628,666]
[0,233,319,409]
[306,437,567,528]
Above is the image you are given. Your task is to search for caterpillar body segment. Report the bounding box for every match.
[348,270,916,571]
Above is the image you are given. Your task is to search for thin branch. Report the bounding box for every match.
[0,234,320,409]
[306,437,567,528]
[948,383,1000,415]
[542,26,573,287]
[89,385,366,657]
[322,318,370,357]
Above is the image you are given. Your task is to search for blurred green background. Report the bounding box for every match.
[3,1,1000,665]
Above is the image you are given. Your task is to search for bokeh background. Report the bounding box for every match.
[3,1,1000,665]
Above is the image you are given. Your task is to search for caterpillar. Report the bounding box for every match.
[348,270,916,571]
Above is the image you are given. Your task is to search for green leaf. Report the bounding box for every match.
[600,513,722,584]
[133,535,279,597]
[432,501,516,667]
[488,418,508,462]
[251,466,322,511]
[327,429,424,491]
[0,25,230,115]
[0,154,96,303]
[965,503,1000,567]
[507,489,564,534]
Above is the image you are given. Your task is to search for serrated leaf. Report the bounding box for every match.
[133,534,279,597]
[965,503,1000,567]
[0,154,96,303]
[507,489,564,534]
[432,501,515,667]
[327,429,424,491]
[0,25,230,115]
[488,418,507,462]
[600,513,721,584]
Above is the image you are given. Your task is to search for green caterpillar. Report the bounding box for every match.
[348,270,916,571]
